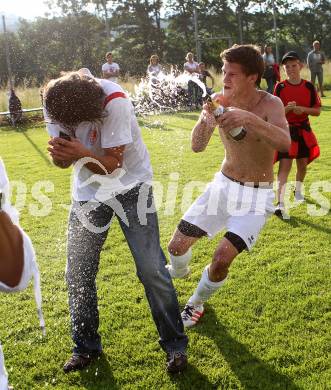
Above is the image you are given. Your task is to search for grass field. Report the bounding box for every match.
[0,95,330,389]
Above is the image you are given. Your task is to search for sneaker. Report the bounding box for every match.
[166,264,191,279]
[63,353,100,373]
[274,203,290,220]
[181,303,204,327]
[166,351,187,374]
[294,190,305,203]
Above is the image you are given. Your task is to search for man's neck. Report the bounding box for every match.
[229,88,260,110]
[287,77,301,85]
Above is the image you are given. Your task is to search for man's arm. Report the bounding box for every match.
[48,137,125,174]
[191,110,217,152]
[218,96,291,152]
[0,211,24,288]
[291,106,321,116]
[307,52,312,69]
[51,158,73,169]
[102,65,120,79]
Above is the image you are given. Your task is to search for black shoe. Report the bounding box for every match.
[166,351,187,374]
[274,203,290,220]
[63,353,100,373]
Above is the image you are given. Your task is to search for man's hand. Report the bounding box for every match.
[292,106,305,115]
[285,101,296,114]
[217,107,250,134]
[48,137,88,162]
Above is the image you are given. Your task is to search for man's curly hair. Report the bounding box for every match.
[220,44,264,86]
[44,72,106,127]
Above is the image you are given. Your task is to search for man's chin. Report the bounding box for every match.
[223,88,234,100]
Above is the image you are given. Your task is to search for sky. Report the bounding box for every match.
[0,0,50,20]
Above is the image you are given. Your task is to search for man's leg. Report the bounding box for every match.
[295,158,308,201]
[310,71,317,88]
[266,77,274,94]
[116,186,188,373]
[187,80,194,107]
[181,235,239,327]
[275,158,293,218]
[64,201,112,372]
[317,72,325,97]
[167,227,201,278]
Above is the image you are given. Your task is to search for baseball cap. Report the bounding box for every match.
[281,51,301,64]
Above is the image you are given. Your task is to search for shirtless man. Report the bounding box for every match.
[166,44,291,327]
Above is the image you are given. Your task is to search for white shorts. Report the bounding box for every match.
[182,172,275,250]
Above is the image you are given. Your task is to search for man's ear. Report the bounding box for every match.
[248,73,258,85]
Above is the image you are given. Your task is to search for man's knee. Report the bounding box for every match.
[212,232,246,270]
[168,240,188,256]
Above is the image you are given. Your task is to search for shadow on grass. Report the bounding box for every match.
[192,306,300,390]
[321,104,331,111]
[20,131,51,166]
[169,361,215,389]
[78,353,120,390]
[289,215,331,235]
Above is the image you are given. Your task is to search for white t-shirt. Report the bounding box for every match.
[45,79,153,202]
[184,61,199,74]
[102,62,120,83]
[263,53,275,66]
[147,64,161,77]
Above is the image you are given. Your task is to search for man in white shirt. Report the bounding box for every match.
[307,41,326,97]
[102,52,120,83]
[44,70,188,374]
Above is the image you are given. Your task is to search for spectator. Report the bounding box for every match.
[102,52,120,83]
[274,51,321,219]
[184,52,200,108]
[147,55,162,78]
[262,45,277,94]
[307,40,326,97]
[198,62,214,94]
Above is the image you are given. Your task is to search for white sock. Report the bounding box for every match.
[169,248,192,271]
[295,181,303,194]
[189,266,226,305]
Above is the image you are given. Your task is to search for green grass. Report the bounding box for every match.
[0,95,330,389]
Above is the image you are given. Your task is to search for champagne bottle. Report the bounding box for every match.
[204,94,247,141]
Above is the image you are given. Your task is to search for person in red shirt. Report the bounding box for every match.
[274,51,321,219]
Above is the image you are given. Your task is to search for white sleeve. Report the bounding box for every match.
[102,63,107,72]
[100,98,133,148]
[43,108,65,137]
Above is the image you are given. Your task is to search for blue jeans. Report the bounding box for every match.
[66,184,188,355]
[266,77,275,94]
[187,80,200,106]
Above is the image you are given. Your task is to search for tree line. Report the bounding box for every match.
[1,0,330,86]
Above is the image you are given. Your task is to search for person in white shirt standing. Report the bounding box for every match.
[307,40,326,97]
[184,52,200,108]
[44,70,188,374]
[102,52,120,83]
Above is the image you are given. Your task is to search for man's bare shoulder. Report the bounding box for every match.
[257,90,283,110]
